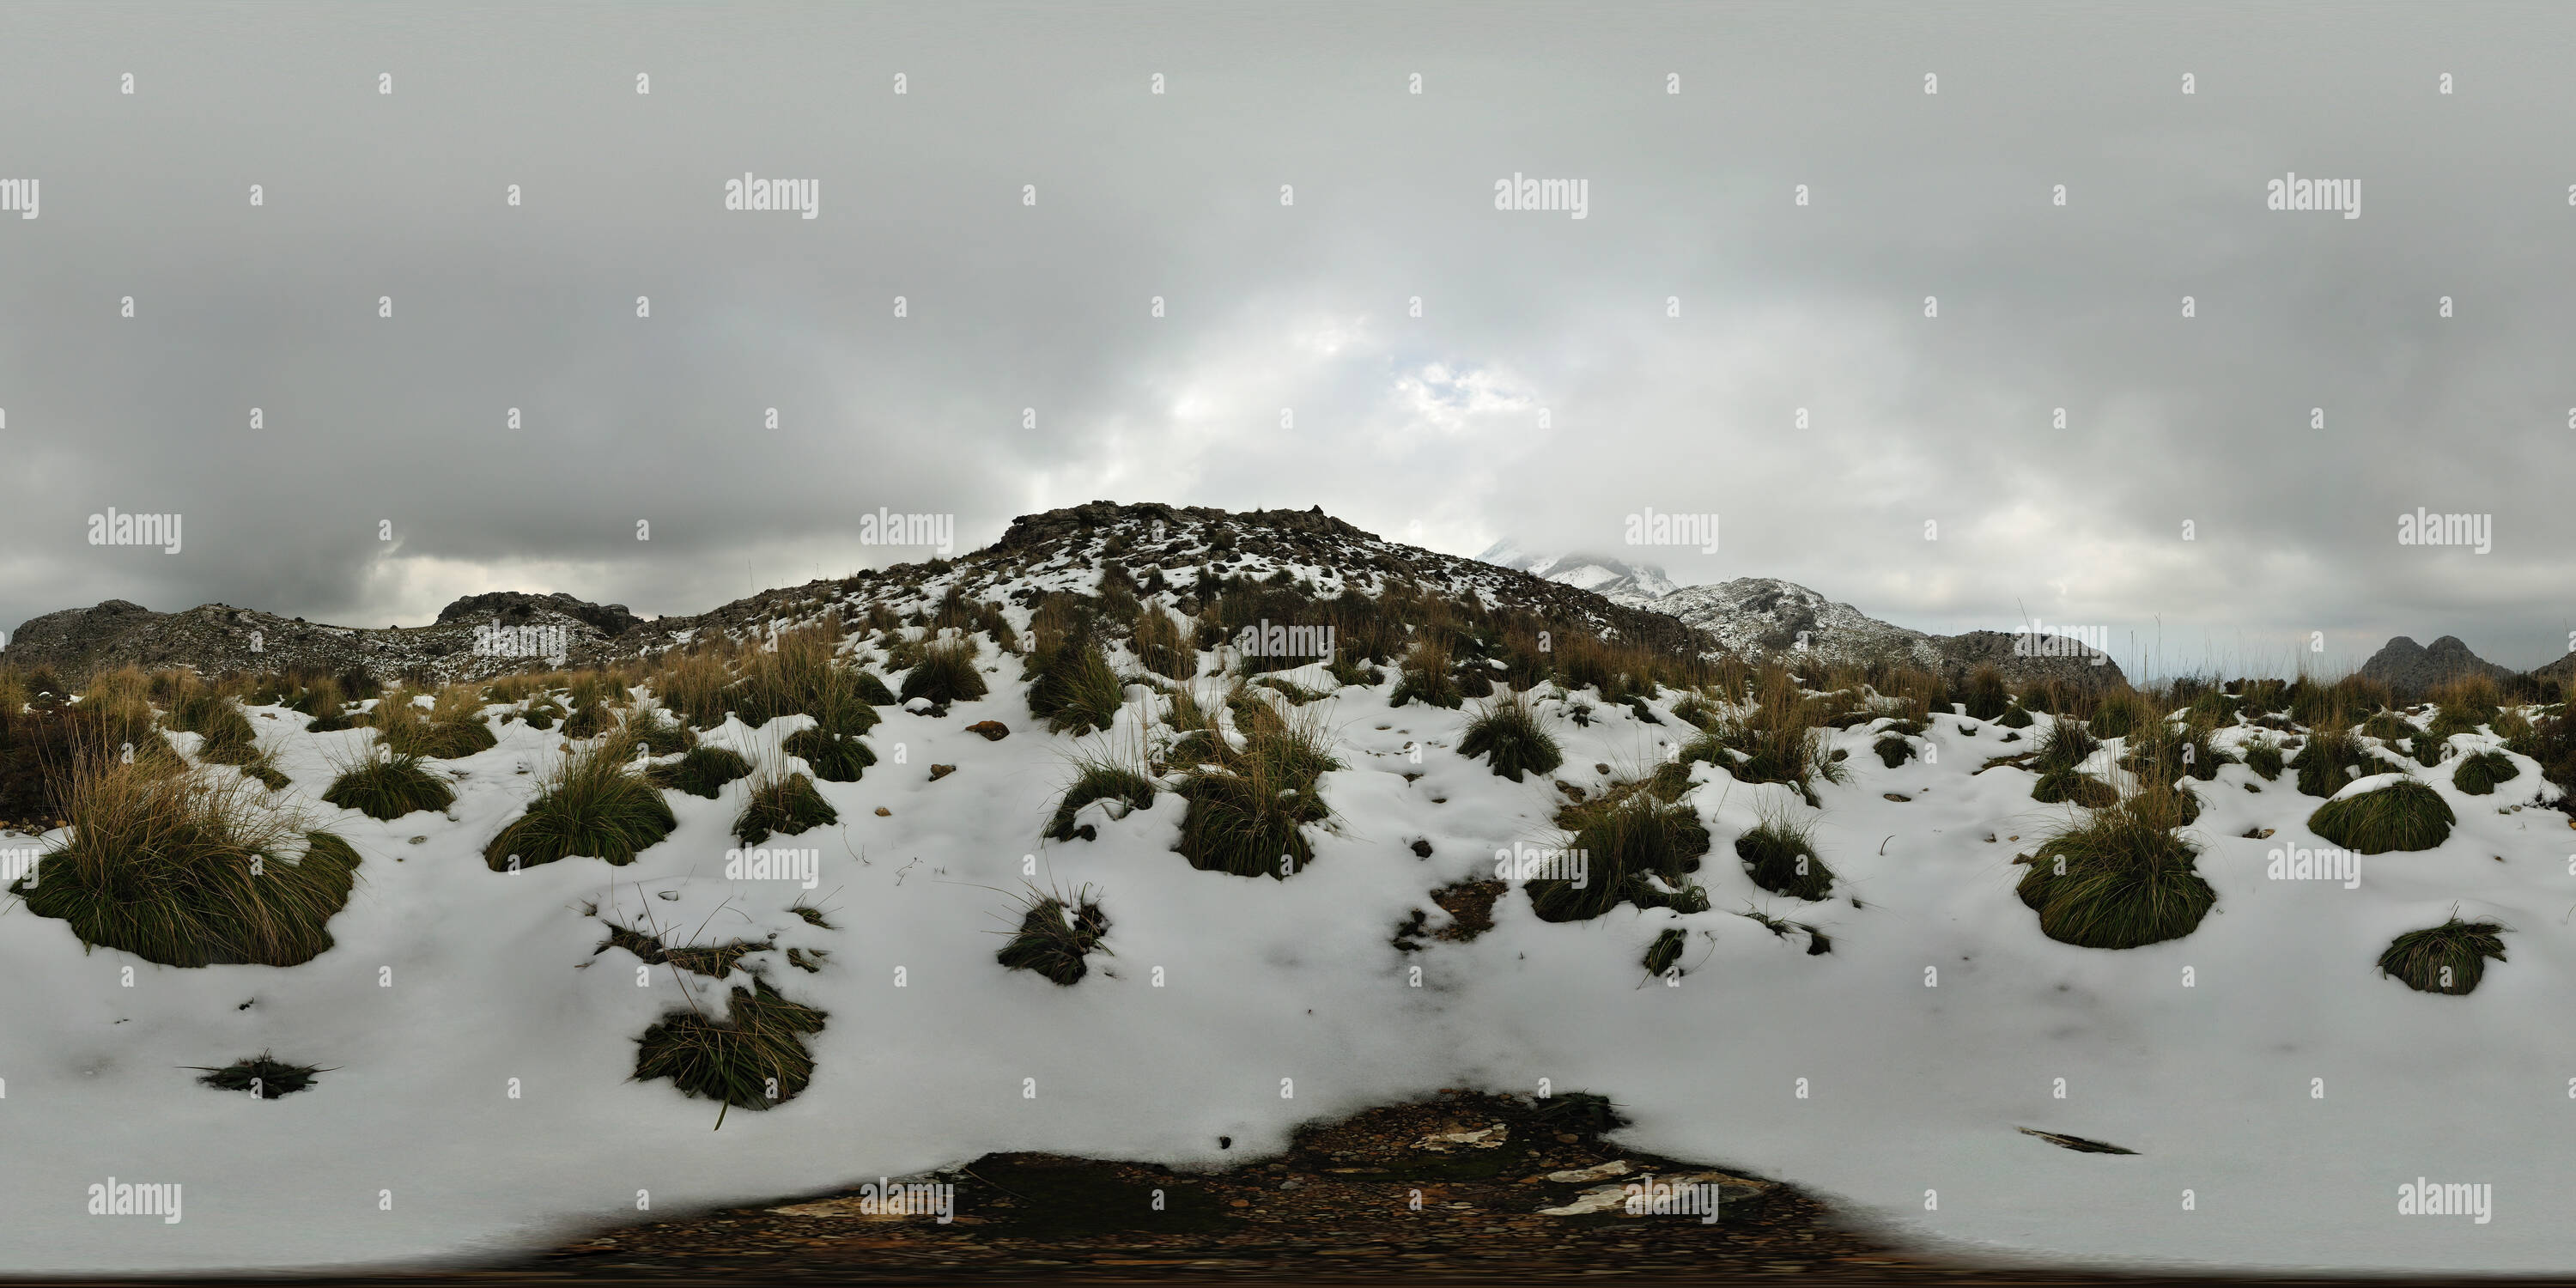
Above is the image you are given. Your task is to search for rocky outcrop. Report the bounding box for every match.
[6,594,638,683]
[2358,635,2518,696]
[437,592,641,637]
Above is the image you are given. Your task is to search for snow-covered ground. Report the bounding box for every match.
[1,649,2568,1273]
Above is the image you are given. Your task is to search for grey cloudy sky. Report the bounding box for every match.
[3,1,2568,676]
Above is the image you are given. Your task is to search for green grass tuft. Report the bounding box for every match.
[632,976,829,1121]
[1735,812,1835,901]
[734,772,838,846]
[484,736,676,870]
[187,1050,330,1099]
[1046,759,1157,841]
[995,886,1111,985]
[646,744,755,799]
[1172,704,1339,878]
[2377,916,2505,995]
[782,725,876,782]
[1458,693,1563,782]
[2307,778,2454,854]
[2017,785,2213,949]
[322,749,455,820]
[899,638,989,705]
[2451,749,2519,796]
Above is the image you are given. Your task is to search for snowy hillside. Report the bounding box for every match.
[1,503,2571,1275]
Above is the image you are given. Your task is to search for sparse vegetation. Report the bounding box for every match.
[1529,791,1711,922]
[646,744,754,799]
[188,1051,330,1099]
[995,885,1111,985]
[1735,811,1835,901]
[1046,757,1157,841]
[1389,639,1464,709]
[632,976,829,1122]
[1171,704,1340,878]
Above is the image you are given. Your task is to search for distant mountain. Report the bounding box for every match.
[4,592,642,683]
[2357,635,2518,696]
[1481,547,2124,690]
[1475,541,1677,608]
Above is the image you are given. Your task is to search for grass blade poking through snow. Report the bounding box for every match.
[1458,690,1562,783]
[483,734,677,871]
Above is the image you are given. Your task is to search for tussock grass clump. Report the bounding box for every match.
[1132,605,1195,680]
[2032,718,2101,775]
[783,725,876,782]
[2307,778,2454,854]
[2377,916,2506,995]
[2451,749,2519,796]
[2032,768,2120,807]
[995,886,1111,985]
[1172,707,1340,878]
[2016,787,2213,950]
[1735,811,1835,901]
[2083,687,2159,739]
[632,976,829,1120]
[733,771,838,847]
[322,748,454,820]
[168,682,259,756]
[2292,725,2370,798]
[619,704,694,756]
[376,687,499,760]
[2427,675,2501,740]
[645,744,754,799]
[483,736,677,871]
[1028,637,1127,735]
[1873,734,1915,768]
[1389,639,1464,709]
[2290,674,2391,727]
[899,638,988,705]
[1686,667,1845,805]
[2122,718,2233,782]
[1528,793,1710,922]
[648,649,735,729]
[2242,737,2285,781]
[1961,667,2011,720]
[12,757,359,968]
[1996,704,2035,729]
[188,1051,330,1098]
[1045,758,1157,841]
[1643,927,1688,977]
[2358,711,2414,743]
[1459,693,1562,782]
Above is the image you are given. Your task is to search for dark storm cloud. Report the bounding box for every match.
[2,2,2568,673]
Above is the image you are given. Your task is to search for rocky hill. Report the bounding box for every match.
[5,592,642,683]
[2356,635,2519,696]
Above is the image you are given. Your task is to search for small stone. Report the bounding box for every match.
[874,806,891,817]
[408,835,427,846]
[1410,838,1433,858]
[965,720,1010,741]
[1883,793,1911,802]
[929,764,956,781]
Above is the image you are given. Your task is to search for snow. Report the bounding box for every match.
[3,627,2571,1273]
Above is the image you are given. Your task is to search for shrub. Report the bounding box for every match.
[2307,778,2454,854]
[899,638,988,705]
[483,737,677,870]
[632,976,829,1121]
[1389,639,1464,709]
[322,749,455,820]
[1046,760,1157,841]
[2451,749,2520,796]
[645,744,753,799]
[2015,785,2213,949]
[1735,812,1835,901]
[2291,726,2370,798]
[1459,693,1562,783]
[734,772,838,846]
[1172,708,1340,878]
[2377,917,2506,995]
[995,887,1111,985]
[1961,667,2010,720]
[1529,793,1710,922]
[12,758,359,967]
